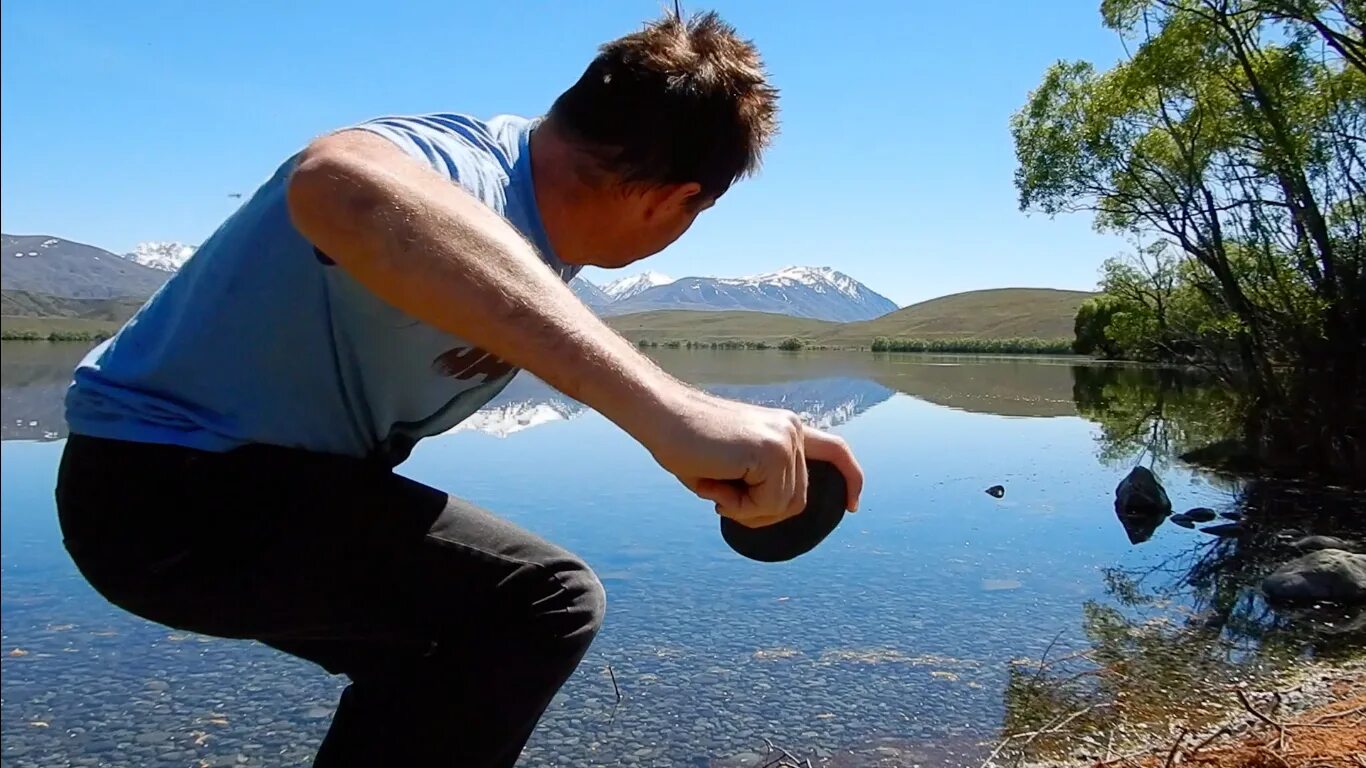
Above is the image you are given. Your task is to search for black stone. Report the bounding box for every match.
[985,485,1005,498]
[720,460,848,563]
[1184,507,1217,522]
[1201,523,1244,538]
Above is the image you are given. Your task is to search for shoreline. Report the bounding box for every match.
[1009,656,1365,768]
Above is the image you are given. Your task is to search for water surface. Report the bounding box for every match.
[1,344,1325,767]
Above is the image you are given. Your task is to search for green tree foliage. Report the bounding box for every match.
[1073,296,1125,357]
[1015,0,1365,478]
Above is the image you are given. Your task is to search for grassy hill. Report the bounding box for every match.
[607,288,1094,349]
[607,310,838,345]
[2,289,142,340]
[2,289,145,321]
[828,288,1093,345]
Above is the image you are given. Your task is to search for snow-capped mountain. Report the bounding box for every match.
[569,276,612,310]
[125,241,196,272]
[602,270,674,301]
[604,266,897,322]
[3,234,169,299]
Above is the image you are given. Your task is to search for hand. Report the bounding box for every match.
[640,386,864,528]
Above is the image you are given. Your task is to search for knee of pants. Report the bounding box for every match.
[541,555,606,653]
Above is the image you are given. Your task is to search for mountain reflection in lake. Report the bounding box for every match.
[2,345,1360,767]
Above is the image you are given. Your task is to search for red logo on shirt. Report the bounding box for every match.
[433,346,514,381]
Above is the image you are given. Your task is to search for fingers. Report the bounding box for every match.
[803,427,865,512]
[788,436,809,519]
[698,479,784,529]
[691,477,744,512]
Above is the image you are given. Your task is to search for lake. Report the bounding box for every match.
[1,343,1357,767]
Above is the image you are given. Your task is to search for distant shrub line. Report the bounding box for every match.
[633,336,1073,354]
[635,337,836,351]
[870,336,1073,354]
[1,329,111,342]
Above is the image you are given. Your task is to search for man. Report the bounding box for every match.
[55,11,863,767]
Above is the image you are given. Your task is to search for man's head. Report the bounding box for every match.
[533,11,779,268]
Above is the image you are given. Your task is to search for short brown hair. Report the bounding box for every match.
[546,11,779,200]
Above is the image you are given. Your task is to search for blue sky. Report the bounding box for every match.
[1,1,1127,306]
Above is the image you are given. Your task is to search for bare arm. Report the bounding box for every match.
[286,130,862,524]
[287,130,672,435]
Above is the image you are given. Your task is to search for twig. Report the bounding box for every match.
[607,664,621,703]
[1188,725,1232,755]
[1294,703,1364,724]
[1028,630,1067,687]
[978,704,1109,767]
[1236,688,1284,728]
[1163,728,1188,768]
[759,737,809,768]
[1256,746,1292,768]
[1237,688,1288,751]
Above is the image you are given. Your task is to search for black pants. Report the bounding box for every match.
[55,434,606,767]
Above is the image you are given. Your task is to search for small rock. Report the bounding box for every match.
[1263,549,1366,604]
[1114,467,1172,544]
[1220,510,1243,521]
[1115,466,1172,515]
[1184,507,1217,522]
[1169,515,1195,529]
[134,731,171,744]
[985,485,1005,498]
[1200,523,1243,538]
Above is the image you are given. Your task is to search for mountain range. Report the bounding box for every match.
[1,234,901,324]
[593,266,899,322]
[2,234,170,300]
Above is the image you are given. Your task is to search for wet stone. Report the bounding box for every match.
[135,730,171,744]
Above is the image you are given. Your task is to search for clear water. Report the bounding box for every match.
[0,344,1258,767]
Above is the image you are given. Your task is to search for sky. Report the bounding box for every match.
[1,1,1130,306]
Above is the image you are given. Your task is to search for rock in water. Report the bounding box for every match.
[1200,523,1244,538]
[985,485,1005,498]
[1169,515,1195,529]
[1184,507,1217,522]
[1292,535,1357,553]
[1262,549,1366,605]
[1220,510,1243,521]
[1115,467,1172,515]
[1113,467,1172,544]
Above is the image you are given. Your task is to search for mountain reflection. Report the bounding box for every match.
[3,346,912,441]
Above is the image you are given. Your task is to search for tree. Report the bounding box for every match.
[1015,0,1365,479]
[1073,295,1125,356]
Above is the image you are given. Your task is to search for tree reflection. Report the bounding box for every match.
[1070,365,1239,472]
[992,367,1366,763]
